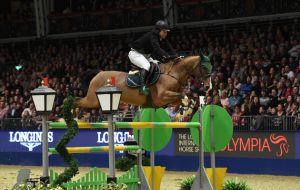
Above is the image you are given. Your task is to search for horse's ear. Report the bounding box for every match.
[199,50,205,60]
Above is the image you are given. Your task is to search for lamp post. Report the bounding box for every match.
[96,82,122,183]
[31,85,56,184]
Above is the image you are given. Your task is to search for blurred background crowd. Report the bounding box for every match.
[1,0,299,37]
[0,0,299,131]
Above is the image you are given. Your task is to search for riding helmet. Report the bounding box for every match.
[155,20,170,31]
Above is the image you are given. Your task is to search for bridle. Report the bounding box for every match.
[161,56,209,87]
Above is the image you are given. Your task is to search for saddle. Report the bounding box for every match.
[125,64,160,88]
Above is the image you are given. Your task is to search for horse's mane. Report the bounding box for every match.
[164,56,199,65]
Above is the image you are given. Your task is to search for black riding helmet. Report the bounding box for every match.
[155,20,170,31]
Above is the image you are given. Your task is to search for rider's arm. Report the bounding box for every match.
[164,40,176,56]
[150,33,169,60]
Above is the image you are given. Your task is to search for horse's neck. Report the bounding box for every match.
[178,56,199,72]
[164,56,199,81]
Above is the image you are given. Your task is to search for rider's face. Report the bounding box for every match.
[159,30,168,39]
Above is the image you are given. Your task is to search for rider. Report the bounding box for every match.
[128,20,177,95]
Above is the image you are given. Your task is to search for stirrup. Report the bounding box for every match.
[139,86,149,96]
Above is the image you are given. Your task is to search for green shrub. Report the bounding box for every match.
[13,182,64,190]
[102,182,127,190]
[179,175,195,190]
[116,157,136,171]
[222,179,251,190]
[116,156,150,171]
[14,182,127,190]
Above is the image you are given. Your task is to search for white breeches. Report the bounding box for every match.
[128,49,159,71]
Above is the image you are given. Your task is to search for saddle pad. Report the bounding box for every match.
[126,65,160,88]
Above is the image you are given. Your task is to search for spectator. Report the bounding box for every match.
[21,103,35,118]
[286,102,299,117]
[259,90,270,107]
[268,88,279,109]
[89,109,100,122]
[282,79,292,99]
[31,111,42,123]
[73,107,82,120]
[277,103,285,117]
[82,112,91,122]
[254,106,267,130]
[21,110,32,128]
[48,106,62,121]
[240,76,253,96]
[228,88,242,109]
[220,90,229,108]
[166,105,176,121]
[7,102,23,118]
[283,65,295,80]
[232,105,242,128]
[249,96,260,115]
[0,101,9,119]
[291,86,299,100]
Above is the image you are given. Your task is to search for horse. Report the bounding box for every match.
[75,54,212,108]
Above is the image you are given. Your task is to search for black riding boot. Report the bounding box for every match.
[139,69,149,95]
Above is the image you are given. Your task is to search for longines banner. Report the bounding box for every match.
[174,131,296,159]
[0,129,296,159]
[0,130,133,153]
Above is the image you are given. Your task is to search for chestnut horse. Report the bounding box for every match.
[76,55,212,108]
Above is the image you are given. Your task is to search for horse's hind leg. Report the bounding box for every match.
[75,96,99,109]
[75,80,102,109]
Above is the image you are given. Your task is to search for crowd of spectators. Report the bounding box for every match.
[177,0,300,23]
[0,19,300,130]
[1,0,300,38]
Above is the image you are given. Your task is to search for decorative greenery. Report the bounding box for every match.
[115,156,150,171]
[53,96,79,186]
[13,182,64,190]
[179,175,195,190]
[102,182,128,190]
[222,179,252,190]
[116,157,135,171]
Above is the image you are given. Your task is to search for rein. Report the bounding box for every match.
[161,59,178,80]
[160,57,191,87]
[160,56,208,87]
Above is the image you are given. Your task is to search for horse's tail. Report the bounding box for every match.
[75,69,101,109]
[81,69,100,94]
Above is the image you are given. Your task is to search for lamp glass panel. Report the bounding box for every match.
[32,95,45,111]
[46,94,56,111]
[112,93,121,111]
[98,94,111,111]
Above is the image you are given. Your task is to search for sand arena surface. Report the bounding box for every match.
[1,165,300,190]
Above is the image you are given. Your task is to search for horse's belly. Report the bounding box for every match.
[120,90,147,106]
